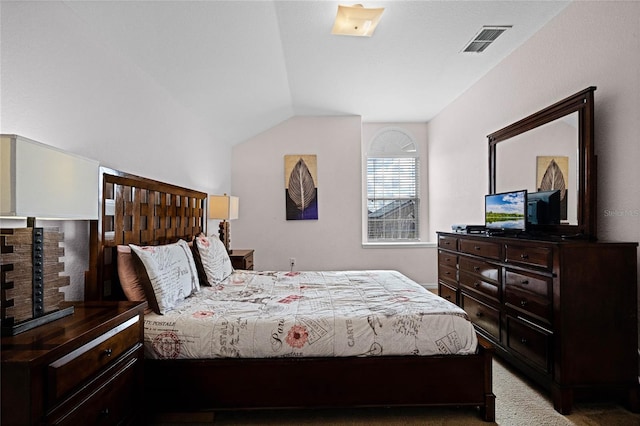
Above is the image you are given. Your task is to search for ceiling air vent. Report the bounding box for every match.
[462,25,512,53]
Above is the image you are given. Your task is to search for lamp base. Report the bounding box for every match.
[218,220,231,252]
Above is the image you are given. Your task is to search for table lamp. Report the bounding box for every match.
[208,194,239,252]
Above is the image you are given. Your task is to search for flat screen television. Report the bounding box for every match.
[485,190,527,232]
[527,190,561,225]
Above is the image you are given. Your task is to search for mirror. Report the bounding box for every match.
[488,87,597,239]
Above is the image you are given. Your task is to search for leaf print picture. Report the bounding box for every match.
[285,155,318,220]
[536,156,569,221]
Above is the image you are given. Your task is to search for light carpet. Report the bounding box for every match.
[149,358,640,425]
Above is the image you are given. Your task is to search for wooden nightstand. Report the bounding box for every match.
[229,249,254,270]
[1,301,146,426]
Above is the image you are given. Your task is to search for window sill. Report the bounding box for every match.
[362,241,437,248]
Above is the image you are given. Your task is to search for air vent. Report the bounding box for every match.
[462,25,512,53]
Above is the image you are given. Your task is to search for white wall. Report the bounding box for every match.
[428,1,640,340]
[0,1,228,300]
[231,117,436,286]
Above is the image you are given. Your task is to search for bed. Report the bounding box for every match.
[85,167,495,421]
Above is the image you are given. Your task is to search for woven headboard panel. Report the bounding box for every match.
[85,167,207,300]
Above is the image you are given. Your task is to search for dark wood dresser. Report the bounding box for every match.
[1,301,146,425]
[437,231,638,414]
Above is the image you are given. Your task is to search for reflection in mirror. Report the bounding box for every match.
[495,112,578,225]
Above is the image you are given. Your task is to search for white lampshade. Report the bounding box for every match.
[1,134,99,220]
[209,194,239,220]
[331,4,385,37]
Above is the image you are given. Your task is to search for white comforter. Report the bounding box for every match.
[143,270,478,359]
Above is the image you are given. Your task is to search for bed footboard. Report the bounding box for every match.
[144,336,495,421]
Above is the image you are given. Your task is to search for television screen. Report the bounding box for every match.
[527,190,561,225]
[485,190,527,231]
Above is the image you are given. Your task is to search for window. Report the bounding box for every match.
[365,128,419,242]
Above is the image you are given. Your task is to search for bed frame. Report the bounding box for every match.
[85,167,495,422]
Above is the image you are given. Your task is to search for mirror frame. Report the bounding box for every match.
[488,86,597,239]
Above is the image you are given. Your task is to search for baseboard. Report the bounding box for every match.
[421,282,438,292]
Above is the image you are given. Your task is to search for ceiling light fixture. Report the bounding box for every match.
[331,4,385,37]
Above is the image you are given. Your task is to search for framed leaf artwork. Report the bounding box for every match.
[285,155,318,220]
[536,155,569,220]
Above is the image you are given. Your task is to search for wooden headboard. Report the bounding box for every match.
[85,167,207,300]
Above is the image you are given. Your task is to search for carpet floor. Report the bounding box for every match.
[149,358,640,425]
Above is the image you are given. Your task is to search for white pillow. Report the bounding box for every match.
[194,234,234,285]
[129,240,200,314]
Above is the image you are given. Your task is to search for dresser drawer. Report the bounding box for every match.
[504,243,552,269]
[438,235,458,250]
[459,271,500,302]
[459,239,501,260]
[438,250,457,268]
[505,270,551,298]
[438,264,457,286]
[504,286,552,324]
[48,315,141,402]
[438,282,457,304]
[461,293,501,342]
[507,316,551,373]
[459,256,499,283]
[49,355,140,426]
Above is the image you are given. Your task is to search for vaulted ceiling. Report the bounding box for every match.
[63,0,570,146]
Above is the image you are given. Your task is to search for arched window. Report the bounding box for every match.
[365,128,419,241]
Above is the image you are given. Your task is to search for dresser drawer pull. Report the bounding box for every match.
[520,300,528,307]
[520,279,529,285]
[520,338,528,345]
[474,246,481,251]
[476,311,483,318]
[444,241,451,245]
[473,266,480,272]
[103,348,113,357]
[99,408,110,417]
[474,282,481,288]
[520,253,529,259]
[443,295,451,300]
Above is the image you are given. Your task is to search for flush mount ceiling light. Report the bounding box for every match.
[331,4,385,37]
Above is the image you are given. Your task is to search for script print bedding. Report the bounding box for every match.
[144,270,478,359]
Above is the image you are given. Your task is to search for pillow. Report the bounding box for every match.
[192,233,234,285]
[116,245,153,314]
[129,240,200,314]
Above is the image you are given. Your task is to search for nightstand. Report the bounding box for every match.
[1,301,146,426]
[229,249,254,270]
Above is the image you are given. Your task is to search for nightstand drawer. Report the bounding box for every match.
[48,315,141,402]
[49,355,139,426]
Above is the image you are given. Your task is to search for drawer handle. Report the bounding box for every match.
[99,408,110,417]
[520,253,529,259]
[520,338,528,345]
[474,282,480,288]
[520,280,529,285]
[444,295,451,300]
[103,348,113,357]
[475,311,483,318]
[520,300,528,307]
[474,246,481,251]
[474,266,480,272]
[444,271,451,275]
[444,241,450,245]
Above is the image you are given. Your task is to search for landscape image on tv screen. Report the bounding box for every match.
[485,190,527,231]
